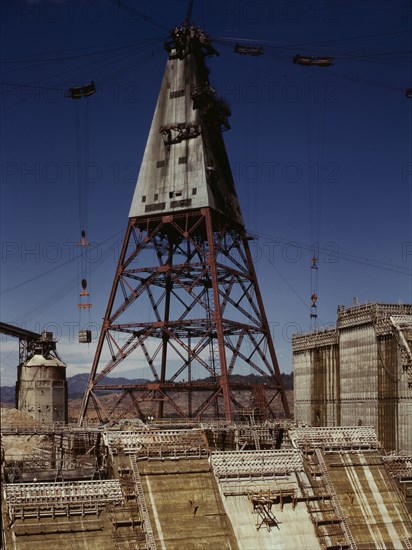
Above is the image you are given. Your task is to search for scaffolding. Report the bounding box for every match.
[288,426,380,451]
[382,455,412,504]
[5,479,123,524]
[294,451,348,549]
[130,455,157,550]
[111,457,149,549]
[292,329,338,352]
[211,447,354,548]
[390,315,412,387]
[248,491,280,531]
[210,449,303,479]
[383,455,412,476]
[200,418,289,451]
[314,448,357,550]
[104,429,209,459]
[337,303,412,332]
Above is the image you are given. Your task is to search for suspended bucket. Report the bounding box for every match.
[67,81,96,99]
[79,330,92,344]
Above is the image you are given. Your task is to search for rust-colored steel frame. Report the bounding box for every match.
[78,208,290,424]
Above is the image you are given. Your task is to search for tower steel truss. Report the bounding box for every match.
[79,210,290,423]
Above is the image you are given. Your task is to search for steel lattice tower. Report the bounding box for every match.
[79,23,290,424]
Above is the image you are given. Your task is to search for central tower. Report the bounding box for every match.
[79,23,290,424]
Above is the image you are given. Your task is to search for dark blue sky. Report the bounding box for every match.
[1,0,411,384]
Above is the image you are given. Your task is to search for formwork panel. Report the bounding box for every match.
[398,400,412,454]
[311,345,340,426]
[293,350,312,425]
[293,331,339,427]
[339,325,379,428]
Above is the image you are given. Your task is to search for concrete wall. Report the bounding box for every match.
[339,324,378,427]
[293,331,339,427]
[293,350,312,426]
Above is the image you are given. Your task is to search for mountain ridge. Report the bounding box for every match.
[0,372,293,403]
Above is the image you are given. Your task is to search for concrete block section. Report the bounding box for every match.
[138,458,238,549]
[215,475,321,550]
[323,450,412,549]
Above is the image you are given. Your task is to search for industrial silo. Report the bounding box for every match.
[16,331,68,424]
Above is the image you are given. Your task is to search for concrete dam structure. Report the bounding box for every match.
[293,302,412,454]
[1,420,411,549]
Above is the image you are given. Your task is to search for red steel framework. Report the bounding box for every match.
[78,208,290,423]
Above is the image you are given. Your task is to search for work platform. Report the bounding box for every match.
[288,426,380,451]
[4,480,124,522]
[104,428,209,459]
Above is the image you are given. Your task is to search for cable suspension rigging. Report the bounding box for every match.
[72,90,93,343]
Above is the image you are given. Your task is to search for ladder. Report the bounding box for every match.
[249,410,261,451]
[207,282,222,418]
[389,315,412,387]
[130,455,157,550]
[315,448,358,550]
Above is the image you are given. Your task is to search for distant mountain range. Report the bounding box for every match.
[0,372,293,404]
[63,373,151,399]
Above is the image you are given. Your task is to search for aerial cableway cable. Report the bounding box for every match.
[97,46,164,85]
[266,29,410,52]
[69,39,162,85]
[214,29,411,75]
[2,29,408,110]
[113,0,171,33]
[0,38,162,75]
[0,81,67,93]
[12,277,80,326]
[1,228,124,296]
[328,71,405,93]
[0,37,161,111]
[218,38,410,73]
[214,29,410,53]
[10,235,122,325]
[254,230,412,276]
[0,38,158,81]
[1,36,160,61]
[337,49,411,64]
[219,39,409,94]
